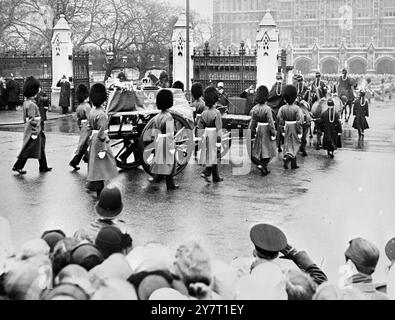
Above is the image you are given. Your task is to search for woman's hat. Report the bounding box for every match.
[385,238,395,262]
[41,283,89,300]
[41,230,66,252]
[70,243,104,271]
[95,184,124,219]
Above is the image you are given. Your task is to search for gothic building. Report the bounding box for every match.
[212,0,395,74]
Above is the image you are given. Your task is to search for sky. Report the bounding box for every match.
[165,0,213,20]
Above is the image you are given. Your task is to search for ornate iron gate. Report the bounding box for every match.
[192,41,257,96]
[0,50,90,109]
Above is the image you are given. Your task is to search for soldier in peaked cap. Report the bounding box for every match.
[250,224,288,260]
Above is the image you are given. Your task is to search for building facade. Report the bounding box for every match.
[213,0,395,74]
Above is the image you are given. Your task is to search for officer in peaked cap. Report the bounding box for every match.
[250,224,288,259]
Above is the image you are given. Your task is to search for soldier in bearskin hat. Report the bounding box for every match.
[277,85,303,170]
[198,86,224,183]
[268,72,286,152]
[12,77,52,174]
[86,83,118,198]
[249,85,277,176]
[69,84,92,171]
[148,89,179,190]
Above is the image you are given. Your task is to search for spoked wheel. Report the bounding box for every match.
[218,128,232,159]
[140,112,194,177]
[111,137,141,170]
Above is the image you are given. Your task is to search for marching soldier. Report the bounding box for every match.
[249,86,277,176]
[86,83,118,198]
[268,72,286,153]
[198,87,224,183]
[319,98,342,159]
[277,85,303,170]
[12,77,52,174]
[69,84,92,171]
[148,89,179,191]
[352,89,370,140]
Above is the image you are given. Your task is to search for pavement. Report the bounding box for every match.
[0,100,394,283]
[0,108,72,126]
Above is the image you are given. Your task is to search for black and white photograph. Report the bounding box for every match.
[1,0,395,306]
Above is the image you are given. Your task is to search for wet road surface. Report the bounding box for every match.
[0,102,395,283]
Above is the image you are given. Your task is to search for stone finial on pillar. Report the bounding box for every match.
[367,42,376,74]
[256,10,279,89]
[51,14,73,110]
[171,14,194,90]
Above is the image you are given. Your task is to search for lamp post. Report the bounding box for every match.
[104,45,114,82]
[203,41,210,88]
[239,40,246,91]
[122,55,128,75]
[186,0,190,97]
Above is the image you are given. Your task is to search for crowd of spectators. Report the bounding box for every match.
[1,183,394,301]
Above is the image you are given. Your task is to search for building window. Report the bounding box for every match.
[355,0,372,18]
[384,0,395,17]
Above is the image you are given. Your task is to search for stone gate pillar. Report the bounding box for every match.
[256,10,279,89]
[172,14,193,90]
[51,14,73,110]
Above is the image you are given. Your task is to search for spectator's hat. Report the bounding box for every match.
[250,224,287,257]
[385,238,395,262]
[89,83,107,107]
[89,253,133,281]
[41,230,66,252]
[95,226,132,257]
[316,71,322,77]
[149,288,190,300]
[41,283,89,300]
[91,278,138,300]
[296,74,304,81]
[345,238,379,275]
[95,184,123,219]
[217,82,224,88]
[70,243,104,271]
[276,72,283,80]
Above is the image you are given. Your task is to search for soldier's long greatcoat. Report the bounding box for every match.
[150,111,176,176]
[18,99,44,159]
[249,104,277,161]
[277,104,303,159]
[87,106,118,182]
[74,101,92,156]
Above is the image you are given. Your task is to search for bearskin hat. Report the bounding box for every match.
[255,85,269,105]
[203,86,219,107]
[172,81,184,92]
[156,89,173,111]
[191,82,204,100]
[23,76,40,98]
[283,85,298,104]
[76,84,89,103]
[89,83,107,107]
